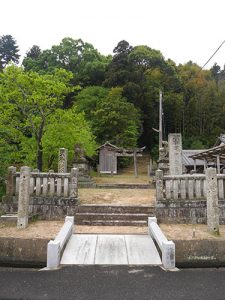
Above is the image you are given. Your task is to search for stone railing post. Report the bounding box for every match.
[17,166,31,229]
[206,168,219,235]
[5,166,16,202]
[156,169,164,201]
[69,168,78,198]
[58,148,68,173]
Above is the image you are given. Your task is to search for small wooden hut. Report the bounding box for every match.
[98,141,145,175]
[98,142,119,174]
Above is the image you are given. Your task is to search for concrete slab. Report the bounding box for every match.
[95,235,128,265]
[125,235,161,265]
[60,234,162,266]
[61,234,97,265]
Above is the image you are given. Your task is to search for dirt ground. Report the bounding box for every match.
[93,174,151,184]
[79,188,155,205]
[0,221,224,241]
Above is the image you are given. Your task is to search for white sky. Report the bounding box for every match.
[1,0,225,69]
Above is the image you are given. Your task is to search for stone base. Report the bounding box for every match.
[156,199,225,224]
[78,176,96,188]
[1,197,80,220]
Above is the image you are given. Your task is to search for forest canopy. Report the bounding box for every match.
[0,34,225,176]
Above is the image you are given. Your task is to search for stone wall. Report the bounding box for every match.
[156,199,225,224]
[155,168,225,224]
[1,237,225,268]
[1,166,79,222]
[1,197,79,220]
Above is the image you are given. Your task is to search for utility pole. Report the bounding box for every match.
[159,90,163,149]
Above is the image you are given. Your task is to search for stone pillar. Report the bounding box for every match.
[162,241,175,269]
[168,133,182,175]
[155,169,164,201]
[58,148,68,173]
[206,168,220,235]
[69,168,78,198]
[17,166,31,229]
[47,240,60,269]
[5,166,16,202]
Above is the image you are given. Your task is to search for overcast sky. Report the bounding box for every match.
[1,0,225,69]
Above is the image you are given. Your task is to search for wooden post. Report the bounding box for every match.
[217,155,220,174]
[193,159,197,172]
[203,160,207,172]
[155,169,164,201]
[159,90,163,149]
[134,150,138,178]
[110,154,114,176]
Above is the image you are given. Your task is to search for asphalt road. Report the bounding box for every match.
[0,266,225,300]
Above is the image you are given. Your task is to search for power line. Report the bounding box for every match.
[200,40,225,70]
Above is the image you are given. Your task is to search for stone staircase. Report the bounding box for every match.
[0,204,155,227]
[74,205,155,226]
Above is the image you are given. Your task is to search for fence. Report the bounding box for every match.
[5,166,78,200]
[156,170,225,202]
[2,166,79,223]
[155,169,225,225]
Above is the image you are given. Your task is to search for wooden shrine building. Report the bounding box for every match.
[190,134,225,173]
[98,141,145,176]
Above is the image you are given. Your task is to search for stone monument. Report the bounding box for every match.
[157,141,169,175]
[73,144,95,187]
[58,148,68,173]
[168,133,182,175]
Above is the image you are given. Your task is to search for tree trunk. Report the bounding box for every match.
[37,143,43,171]
[36,120,45,171]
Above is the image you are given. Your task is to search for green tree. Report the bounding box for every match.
[42,108,97,170]
[75,86,140,147]
[104,40,133,87]
[22,38,111,86]
[0,66,76,170]
[0,35,20,70]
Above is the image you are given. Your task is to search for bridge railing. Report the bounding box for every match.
[47,216,74,269]
[148,217,175,269]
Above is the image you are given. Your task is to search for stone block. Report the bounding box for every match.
[47,240,60,269]
[162,240,175,269]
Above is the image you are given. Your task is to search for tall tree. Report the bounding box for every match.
[0,35,20,69]
[104,40,133,87]
[22,37,111,86]
[0,66,78,170]
[26,45,42,59]
[75,86,140,147]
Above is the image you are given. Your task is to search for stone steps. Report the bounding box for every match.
[75,220,147,226]
[96,184,151,189]
[0,213,18,224]
[75,205,154,214]
[0,204,155,226]
[74,205,155,226]
[75,212,149,221]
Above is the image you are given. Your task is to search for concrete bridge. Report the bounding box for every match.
[61,234,161,265]
[46,217,175,270]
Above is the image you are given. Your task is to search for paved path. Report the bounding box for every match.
[1,266,225,299]
[61,234,161,265]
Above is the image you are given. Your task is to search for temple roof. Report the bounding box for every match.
[190,144,225,164]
